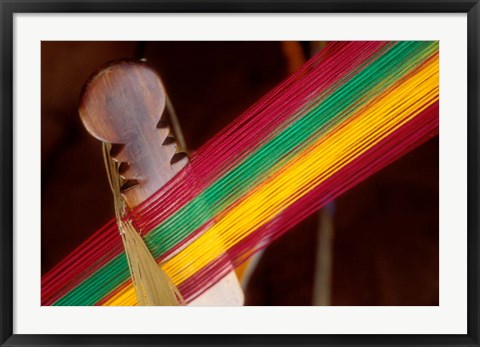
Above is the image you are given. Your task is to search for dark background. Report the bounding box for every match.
[41,41,439,306]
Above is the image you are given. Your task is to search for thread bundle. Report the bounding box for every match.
[42,41,439,306]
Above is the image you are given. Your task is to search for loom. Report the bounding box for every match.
[41,41,439,306]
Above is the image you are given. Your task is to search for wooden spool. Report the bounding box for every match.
[79,60,244,306]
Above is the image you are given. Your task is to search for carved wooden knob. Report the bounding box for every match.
[79,60,187,208]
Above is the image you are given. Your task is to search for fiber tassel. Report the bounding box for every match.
[118,219,185,306]
[103,142,185,306]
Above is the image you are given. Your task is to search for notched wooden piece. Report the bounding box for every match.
[79,60,188,208]
[79,60,244,306]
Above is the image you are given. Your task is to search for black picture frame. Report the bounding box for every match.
[1,1,479,346]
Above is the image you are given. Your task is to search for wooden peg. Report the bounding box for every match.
[79,60,244,306]
[79,60,188,208]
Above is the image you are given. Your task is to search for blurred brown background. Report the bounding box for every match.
[42,41,439,306]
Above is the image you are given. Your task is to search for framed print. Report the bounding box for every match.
[1,1,479,346]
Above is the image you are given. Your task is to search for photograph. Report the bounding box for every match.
[41,40,439,307]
